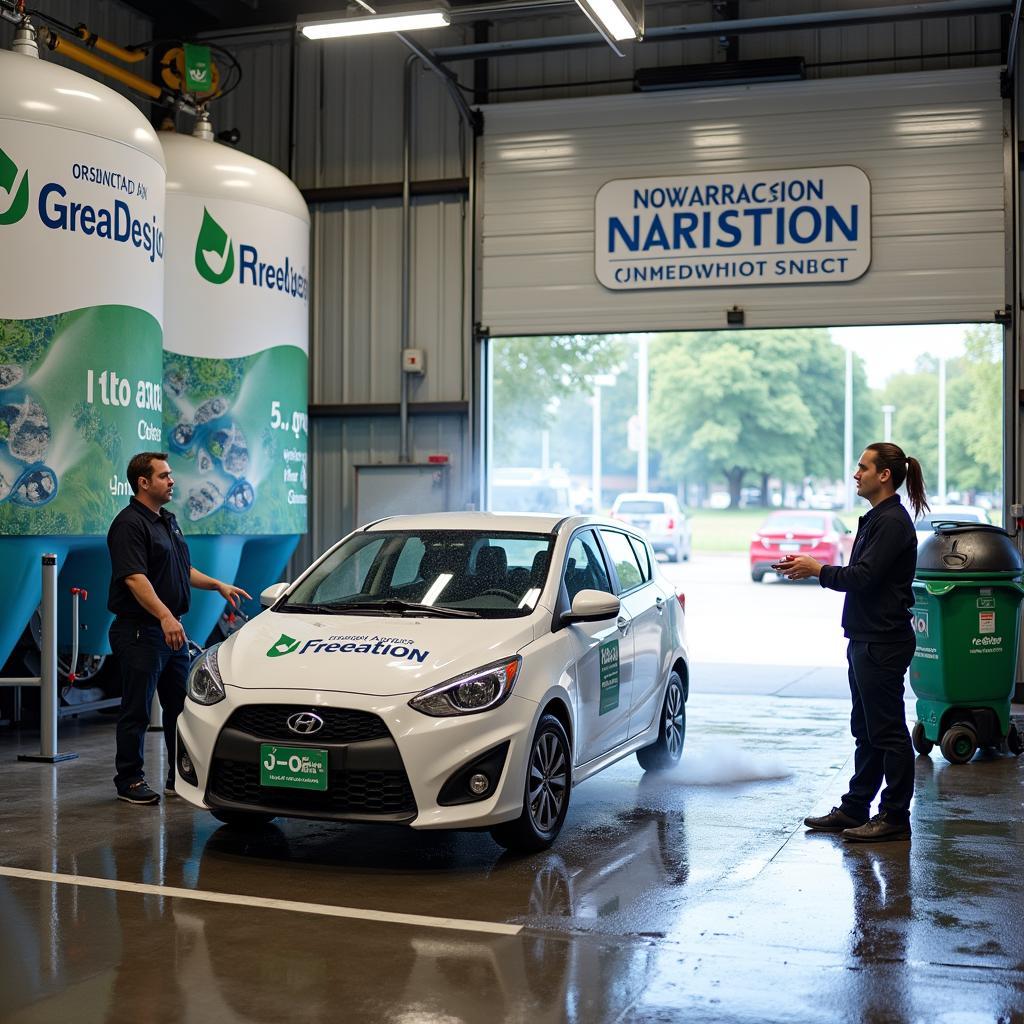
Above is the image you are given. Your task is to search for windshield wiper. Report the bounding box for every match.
[331,599,479,618]
[277,602,345,614]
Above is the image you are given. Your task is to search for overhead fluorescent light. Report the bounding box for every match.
[300,5,450,40]
[576,0,643,54]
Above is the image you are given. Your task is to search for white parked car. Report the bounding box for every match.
[914,504,991,545]
[176,513,689,853]
[610,492,692,562]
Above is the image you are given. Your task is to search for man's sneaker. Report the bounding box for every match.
[804,806,865,832]
[842,813,911,843]
[117,781,160,805]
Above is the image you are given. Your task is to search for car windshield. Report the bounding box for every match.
[761,515,826,533]
[617,500,666,514]
[282,530,554,618]
[916,511,984,530]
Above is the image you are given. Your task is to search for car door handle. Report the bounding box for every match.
[654,596,665,613]
[616,616,631,635]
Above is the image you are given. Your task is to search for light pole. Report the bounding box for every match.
[843,344,853,509]
[591,374,617,514]
[882,404,895,442]
[637,335,650,493]
[938,357,947,501]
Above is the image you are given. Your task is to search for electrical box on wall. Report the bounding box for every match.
[402,348,425,374]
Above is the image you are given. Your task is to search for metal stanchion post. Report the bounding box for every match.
[19,554,77,763]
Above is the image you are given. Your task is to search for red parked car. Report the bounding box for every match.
[750,510,854,582]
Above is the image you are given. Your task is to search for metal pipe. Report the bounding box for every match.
[434,0,1012,60]
[39,554,57,758]
[396,31,480,131]
[399,53,416,463]
[1007,0,1023,87]
[73,24,147,63]
[15,556,77,762]
[38,27,162,99]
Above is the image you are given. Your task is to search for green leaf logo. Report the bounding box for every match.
[195,206,235,284]
[0,145,29,226]
[266,633,300,658]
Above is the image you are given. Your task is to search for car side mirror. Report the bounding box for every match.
[260,582,290,608]
[561,589,620,624]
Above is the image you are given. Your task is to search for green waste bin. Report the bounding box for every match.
[910,523,1024,764]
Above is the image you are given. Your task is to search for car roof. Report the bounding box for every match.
[613,492,676,502]
[765,509,833,518]
[361,511,641,537]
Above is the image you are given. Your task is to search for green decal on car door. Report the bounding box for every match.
[599,640,620,715]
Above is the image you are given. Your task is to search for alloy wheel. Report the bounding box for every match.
[528,730,568,833]
[664,682,684,759]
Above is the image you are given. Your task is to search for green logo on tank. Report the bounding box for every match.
[267,633,300,658]
[0,146,29,226]
[195,207,235,284]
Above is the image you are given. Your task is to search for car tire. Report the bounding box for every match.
[211,809,277,829]
[490,714,571,854]
[637,671,686,772]
[751,569,765,582]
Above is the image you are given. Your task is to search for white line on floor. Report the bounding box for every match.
[0,865,523,936]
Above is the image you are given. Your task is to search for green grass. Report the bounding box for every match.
[689,508,861,554]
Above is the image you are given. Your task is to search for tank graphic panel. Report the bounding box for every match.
[163,346,307,535]
[0,305,163,534]
[163,187,309,535]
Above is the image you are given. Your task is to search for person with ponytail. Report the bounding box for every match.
[775,443,926,843]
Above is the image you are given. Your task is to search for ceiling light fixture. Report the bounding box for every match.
[299,4,450,40]
[575,0,643,55]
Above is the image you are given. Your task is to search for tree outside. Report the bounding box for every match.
[490,324,1002,533]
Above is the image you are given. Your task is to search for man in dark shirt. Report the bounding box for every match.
[107,451,250,805]
[775,443,929,843]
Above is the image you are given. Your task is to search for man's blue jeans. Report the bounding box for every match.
[110,620,190,793]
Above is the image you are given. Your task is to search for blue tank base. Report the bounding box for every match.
[236,535,300,604]
[0,537,117,671]
[180,536,247,650]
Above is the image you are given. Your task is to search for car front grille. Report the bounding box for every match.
[209,758,417,817]
[225,705,390,743]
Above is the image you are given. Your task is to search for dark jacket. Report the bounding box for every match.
[818,494,917,642]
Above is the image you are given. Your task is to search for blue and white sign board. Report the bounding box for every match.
[595,166,871,290]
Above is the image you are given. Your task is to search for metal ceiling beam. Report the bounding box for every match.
[433,0,1013,61]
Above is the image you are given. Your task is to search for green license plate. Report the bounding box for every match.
[259,744,328,791]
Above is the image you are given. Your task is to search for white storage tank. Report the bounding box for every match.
[159,122,309,644]
[0,30,166,671]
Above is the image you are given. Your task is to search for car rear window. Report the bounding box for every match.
[617,500,666,514]
[762,515,825,532]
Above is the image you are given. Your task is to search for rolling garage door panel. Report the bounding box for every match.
[480,68,1005,334]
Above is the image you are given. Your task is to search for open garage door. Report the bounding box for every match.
[479,68,1006,335]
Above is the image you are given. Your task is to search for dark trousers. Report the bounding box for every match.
[841,638,917,824]
[110,620,190,792]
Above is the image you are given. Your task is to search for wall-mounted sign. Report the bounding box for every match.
[595,166,870,291]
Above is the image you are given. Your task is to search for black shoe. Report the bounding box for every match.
[117,781,160,805]
[804,806,865,832]
[842,812,911,843]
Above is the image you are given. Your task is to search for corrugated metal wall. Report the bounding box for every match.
[6,1,1008,577]
[480,66,1006,334]
[0,1,153,104]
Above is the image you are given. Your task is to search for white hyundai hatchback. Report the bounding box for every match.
[176,512,688,852]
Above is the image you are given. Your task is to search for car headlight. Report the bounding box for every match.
[408,656,522,717]
[187,642,226,706]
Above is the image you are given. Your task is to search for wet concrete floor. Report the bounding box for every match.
[1,692,1022,1023]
